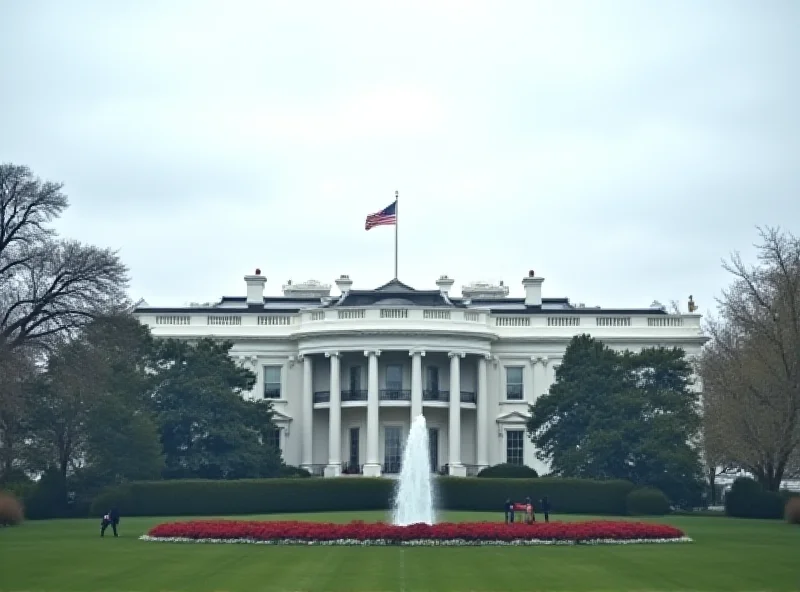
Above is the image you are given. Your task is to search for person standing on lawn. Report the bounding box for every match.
[540,496,551,523]
[525,497,535,523]
[504,498,514,523]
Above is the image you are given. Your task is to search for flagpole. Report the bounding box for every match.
[394,190,399,279]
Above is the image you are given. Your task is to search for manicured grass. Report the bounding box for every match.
[1,511,798,591]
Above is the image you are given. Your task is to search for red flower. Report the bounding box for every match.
[147,519,686,543]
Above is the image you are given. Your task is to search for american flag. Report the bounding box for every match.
[365,200,397,230]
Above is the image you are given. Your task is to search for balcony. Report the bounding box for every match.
[423,389,449,402]
[460,391,476,404]
[313,391,330,403]
[380,388,411,401]
[342,389,367,401]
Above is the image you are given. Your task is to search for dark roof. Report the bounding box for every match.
[220,296,322,304]
[335,278,454,307]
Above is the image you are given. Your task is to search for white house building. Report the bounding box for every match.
[132,270,707,478]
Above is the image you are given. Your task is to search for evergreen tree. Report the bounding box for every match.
[527,334,703,504]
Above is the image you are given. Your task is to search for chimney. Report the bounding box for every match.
[522,269,544,306]
[244,269,266,305]
[436,275,455,296]
[335,274,353,295]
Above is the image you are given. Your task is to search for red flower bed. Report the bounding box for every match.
[144,519,686,545]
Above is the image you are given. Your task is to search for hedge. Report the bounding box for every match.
[625,487,671,516]
[90,477,636,517]
[724,477,798,519]
[477,464,539,478]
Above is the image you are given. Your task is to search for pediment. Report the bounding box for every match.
[374,279,417,292]
[495,410,530,424]
[272,409,293,423]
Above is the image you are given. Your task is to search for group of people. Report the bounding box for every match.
[504,496,550,524]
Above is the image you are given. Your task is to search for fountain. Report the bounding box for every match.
[392,414,436,525]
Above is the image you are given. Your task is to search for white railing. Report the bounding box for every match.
[156,315,190,325]
[596,316,631,327]
[547,316,580,327]
[423,310,451,320]
[381,308,408,319]
[208,315,241,325]
[495,317,531,327]
[648,317,684,327]
[258,315,292,326]
[141,308,701,335]
[338,309,365,319]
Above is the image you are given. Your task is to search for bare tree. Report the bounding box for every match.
[0,163,129,352]
[699,227,800,491]
[0,345,38,480]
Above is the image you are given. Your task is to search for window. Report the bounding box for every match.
[349,366,362,392]
[386,365,403,391]
[428,428,439,472]
[505,366,523,400]
[384,426,402,473]
[506,429,524,465]
[349,427,360,471]
[264,365,282,399]
[425,366,439,392]
[267,427,281,451]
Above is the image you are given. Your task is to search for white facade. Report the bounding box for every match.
[133,271,707,478]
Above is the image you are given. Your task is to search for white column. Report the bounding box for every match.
[477,354,489,468]
[448,352,466,476]
[301,354,313,469]
[410,350,424,421]
[363,349,381,477]
[324,351,341,477]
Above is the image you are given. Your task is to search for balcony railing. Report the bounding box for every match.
[145,308,702,334]
[423,389,449,402]
[380,389,411,401]
[342,389,367,401]
[460,391,476,403]
[313,391,330,403]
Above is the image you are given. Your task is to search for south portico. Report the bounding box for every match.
[296,340,492,478]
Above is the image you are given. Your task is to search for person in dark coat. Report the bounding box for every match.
[504,498,514,523]
[540,496,551,523]
[101,506,120,537]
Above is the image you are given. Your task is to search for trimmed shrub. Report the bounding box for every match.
[785,496,800,525]
[625,487,671,515]
[724,477,786,519]
[279,466,312,478]
[0,491,24,526]
[477,464,538,479]
[90,476,635,518]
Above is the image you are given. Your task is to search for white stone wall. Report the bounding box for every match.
[136,307,707,476]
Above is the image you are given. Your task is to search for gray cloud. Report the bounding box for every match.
[2,0,797,313]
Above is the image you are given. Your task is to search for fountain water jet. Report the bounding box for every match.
[392,414,436,525]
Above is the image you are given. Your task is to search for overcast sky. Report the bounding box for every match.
[2,1,798,314]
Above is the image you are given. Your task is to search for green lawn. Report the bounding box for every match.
[1,511,798,592]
